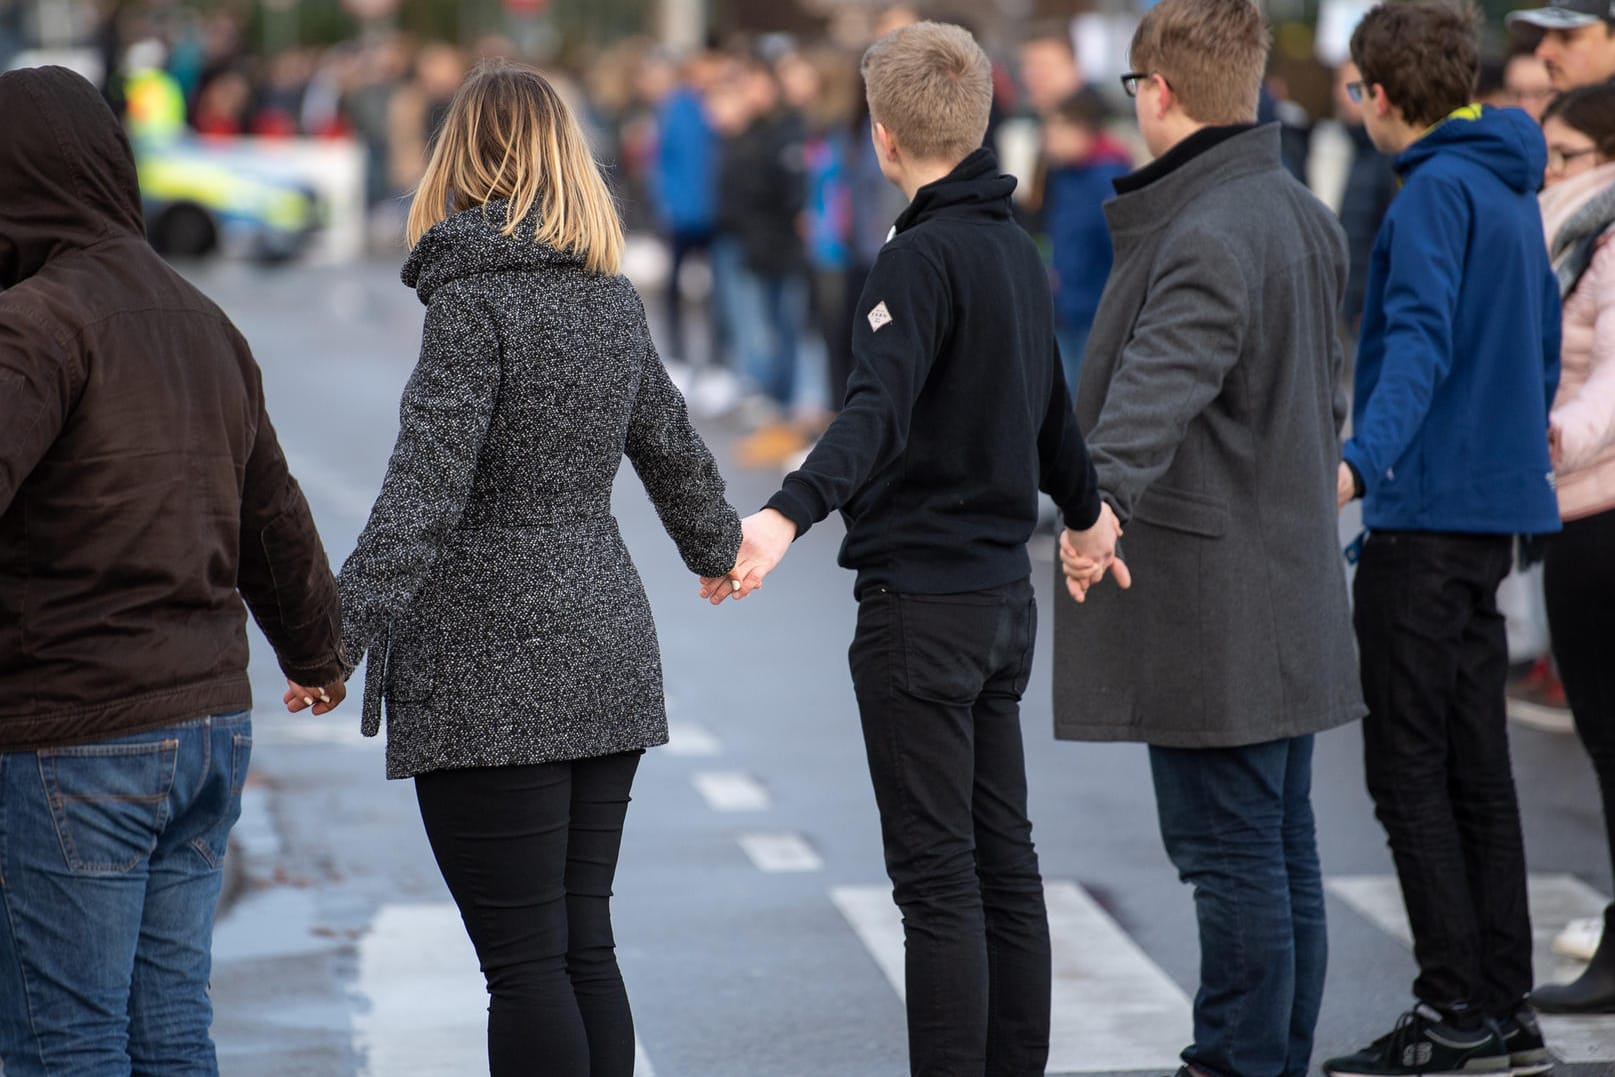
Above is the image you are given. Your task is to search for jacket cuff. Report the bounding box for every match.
[1062,484,1104,532]
[280,651,346,688]
[764,487,815,540]
[1341,440,1376,498]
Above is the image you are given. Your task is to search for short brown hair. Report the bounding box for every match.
[1129,0,1268,125]
[1350,1,1479,129]
[861,20,993,163]
[1052,86,1110,131]
[1543,83,1615,156]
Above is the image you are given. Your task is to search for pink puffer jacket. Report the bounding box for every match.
[1542,165,1615,520]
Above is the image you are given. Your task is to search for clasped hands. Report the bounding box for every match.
[698,509,796,605]
[283,679,347,715]
[1060,502,1132,603]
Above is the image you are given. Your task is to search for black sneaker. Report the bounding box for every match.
[1499,1008,1553,1076]
[1323,1007,1510,1076]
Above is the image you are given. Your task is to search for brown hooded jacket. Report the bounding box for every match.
[0,66,343,750]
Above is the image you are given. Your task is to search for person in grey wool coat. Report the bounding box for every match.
[285,62,743,1077]
[1055,2,1364,1076]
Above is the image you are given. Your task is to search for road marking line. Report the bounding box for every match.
[692,771,770,812]
[353,903,654,1077]
[738,832,824,873]
[665,722,722,757]
[1328,873,1615,1063]
[831,880,1191,1072]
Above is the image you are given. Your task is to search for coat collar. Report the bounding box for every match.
[1103,124,1285,239]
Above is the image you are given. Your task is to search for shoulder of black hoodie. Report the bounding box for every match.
[764,180,1101,540]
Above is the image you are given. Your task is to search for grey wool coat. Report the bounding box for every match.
[338,202,742,779]
[1053,125,1366,749]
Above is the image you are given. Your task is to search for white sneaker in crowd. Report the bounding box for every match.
[1554,916,1605,962]
[689,367,743,419]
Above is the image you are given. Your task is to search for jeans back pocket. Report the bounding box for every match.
[38,740,179,875]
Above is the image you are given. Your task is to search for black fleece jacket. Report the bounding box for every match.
[766,149,1101,597]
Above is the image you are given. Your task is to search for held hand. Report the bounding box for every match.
[1337,461,1357,511]
[698,509,796,605]
[283,679,347,716]
[1060,503,1131,604]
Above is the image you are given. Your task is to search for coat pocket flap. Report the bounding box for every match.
[1131,486,1228,538]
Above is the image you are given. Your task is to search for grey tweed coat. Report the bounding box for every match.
[338,202,742,779]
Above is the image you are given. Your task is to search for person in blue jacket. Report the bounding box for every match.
[1041,87,1131,391]
[1326,4,1562,1075]
[651,54,721,368]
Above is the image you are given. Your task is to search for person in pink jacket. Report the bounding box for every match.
[1533,82,1615,1015]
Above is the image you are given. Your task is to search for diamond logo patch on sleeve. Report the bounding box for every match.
[867,301,893,333]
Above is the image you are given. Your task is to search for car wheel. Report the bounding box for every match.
[151,204,217,258]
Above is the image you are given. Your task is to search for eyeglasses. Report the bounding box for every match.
[1345,81,1368,105]
[1548,145,1600,170]
[1120,71,1170,98]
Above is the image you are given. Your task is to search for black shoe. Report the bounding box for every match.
[1498,1007,1553,1076]
[1533,904,1615,1014]
[1323,1006,1509,1076]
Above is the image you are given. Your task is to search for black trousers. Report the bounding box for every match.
[1353,531,1533,1020]
[1545,507,1615,880]
[849,579,1051,1077]
[415,751,642,1077]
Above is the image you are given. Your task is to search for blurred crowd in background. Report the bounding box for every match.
[0,0,1581,708]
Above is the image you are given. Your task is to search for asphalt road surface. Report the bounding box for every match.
[184,256,1614,1077]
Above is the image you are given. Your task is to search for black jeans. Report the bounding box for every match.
[849,579,1050,1077]
[1545,507,1615,879]
[1353,530,1532,1020]
[415,752,642,1077]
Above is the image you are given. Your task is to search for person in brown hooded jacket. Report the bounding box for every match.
[0,66,346,1077]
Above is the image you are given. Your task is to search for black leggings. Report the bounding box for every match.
[1544,506,1615,881]
[415,751,642,1077]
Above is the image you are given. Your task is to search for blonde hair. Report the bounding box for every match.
[1130,0,1269,126]
[861,21,992,164]
[407,60,624,276]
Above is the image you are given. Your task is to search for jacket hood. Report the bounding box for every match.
[0,66,146,289]
[402,200,589,304]
[893,149,1016,235]
[1397,106,1546,195]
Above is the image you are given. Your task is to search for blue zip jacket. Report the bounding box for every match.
[1045,148,1130,333]
[1344,106,1561,535]
[652,87,716,233]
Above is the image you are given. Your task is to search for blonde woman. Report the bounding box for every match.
[288,61,744,1075]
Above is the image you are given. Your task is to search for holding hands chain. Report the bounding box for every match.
[1059,502,1132,604]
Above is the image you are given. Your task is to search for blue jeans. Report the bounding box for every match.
[0,712,252,1077]
[1149,735,1326,1077]
[729,263,806,408]
[1054,323,1089,400]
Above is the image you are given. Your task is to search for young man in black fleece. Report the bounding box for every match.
[699,20,1121,1077]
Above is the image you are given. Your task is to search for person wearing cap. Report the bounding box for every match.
[1511,0,1615,90]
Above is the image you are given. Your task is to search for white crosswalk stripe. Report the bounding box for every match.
[664,722,723,757]
[737,831,824,873]
[832,880,1193,1074]
[691,771,770,812]
[352,903,656,1077]
[1328,873,1615,1064]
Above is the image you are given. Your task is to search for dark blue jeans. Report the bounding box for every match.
[850,580,1050,1077]
[0,712,251,1077]
[1149,735,1326,1077]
